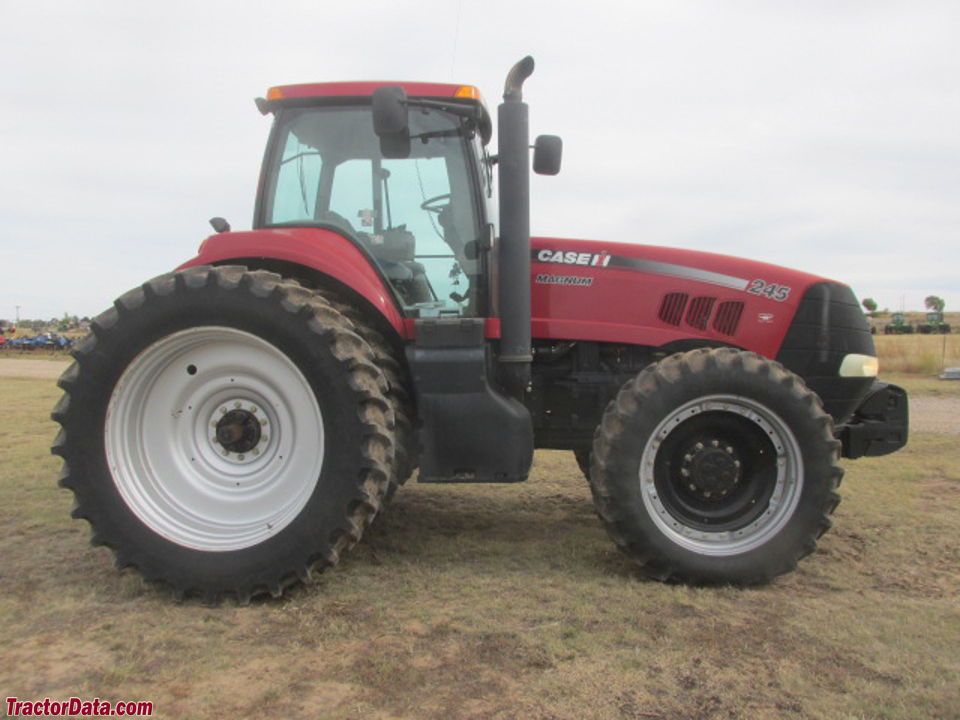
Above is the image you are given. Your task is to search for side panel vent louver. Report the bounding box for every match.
[713,301,744,335]
[658,292,688,326]
[685,296,716,330]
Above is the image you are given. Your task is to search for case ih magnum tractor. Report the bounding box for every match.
[52,58,908,601]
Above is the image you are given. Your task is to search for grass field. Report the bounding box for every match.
[874,334,960,375]
[1,369,958,719]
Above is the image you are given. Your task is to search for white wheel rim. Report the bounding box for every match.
[105,327,324,551]
[639,394,803,556]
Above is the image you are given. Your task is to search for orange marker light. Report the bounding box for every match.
[454,85,482,101]
[266,87,285,101]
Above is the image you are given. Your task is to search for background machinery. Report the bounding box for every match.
[917,311,951,334]
[884,312,914,334]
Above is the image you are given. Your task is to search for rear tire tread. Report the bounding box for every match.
[328,299,418,500]
[51,265,396,603]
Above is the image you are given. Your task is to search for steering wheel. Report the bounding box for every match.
[420,193,451,214]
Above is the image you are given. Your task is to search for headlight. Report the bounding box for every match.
[839,354,879,378]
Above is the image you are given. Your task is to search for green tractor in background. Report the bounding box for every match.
[918,311,951,334]
[884,312,914,334]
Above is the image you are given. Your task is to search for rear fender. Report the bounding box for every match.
[177,228,405,337]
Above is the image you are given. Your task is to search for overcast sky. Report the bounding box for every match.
[2,0,957,321]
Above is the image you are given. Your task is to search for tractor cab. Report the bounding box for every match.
[254,83,496,319]
[249,67,556,486]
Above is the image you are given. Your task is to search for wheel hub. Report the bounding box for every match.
[206,399,271,462]
[216,409,262,453]
[682,440,741,498]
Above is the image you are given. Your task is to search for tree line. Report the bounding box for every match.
[861,296,946,315]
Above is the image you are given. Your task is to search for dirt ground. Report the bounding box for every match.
[908,395,960,433]
[3,359,958,719]
[4,358,955,433]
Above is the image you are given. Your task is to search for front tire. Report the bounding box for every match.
[590,348,842,584]
[52,266,395,602]
[573,449,591,479]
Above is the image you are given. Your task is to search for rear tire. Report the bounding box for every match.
[52,266,395,602]
[590,348,842,584]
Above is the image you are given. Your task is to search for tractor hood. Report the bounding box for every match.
[529,236,836,359]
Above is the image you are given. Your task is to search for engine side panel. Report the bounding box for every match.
[531,340,659,450]
[530,237,831,359]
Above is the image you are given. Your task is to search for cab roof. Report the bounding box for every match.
[266,81,484,103]
[261,81,492,143]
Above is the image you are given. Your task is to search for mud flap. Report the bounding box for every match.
[406,318,533,482]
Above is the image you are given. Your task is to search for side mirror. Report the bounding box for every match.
[372,86,411,158]
[533,135,562,175]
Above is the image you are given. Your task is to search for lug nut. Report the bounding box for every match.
[250,406,258,413]
[252,448,260,456]
[220,407,227,414]
[238,454,245,461]
[234,402,241,409]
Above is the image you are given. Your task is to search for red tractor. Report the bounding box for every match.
[52,58,908,601]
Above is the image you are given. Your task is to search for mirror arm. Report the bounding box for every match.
[405,98,484,125]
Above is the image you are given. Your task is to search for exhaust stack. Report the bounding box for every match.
[497,56,535,396]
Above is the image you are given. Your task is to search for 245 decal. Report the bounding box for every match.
[747,279,792,302]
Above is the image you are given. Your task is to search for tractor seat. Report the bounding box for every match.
[380,260,432,304]
[380,259,428,282]
[316,211,357,237]
[380,262,414,281]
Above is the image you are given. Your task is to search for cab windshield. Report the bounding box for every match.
[261,105,483,317]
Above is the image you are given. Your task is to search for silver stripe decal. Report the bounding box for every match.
[609,257,750,291]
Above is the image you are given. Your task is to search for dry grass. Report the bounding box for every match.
[1,375,958,720]
[875,334,960,375]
